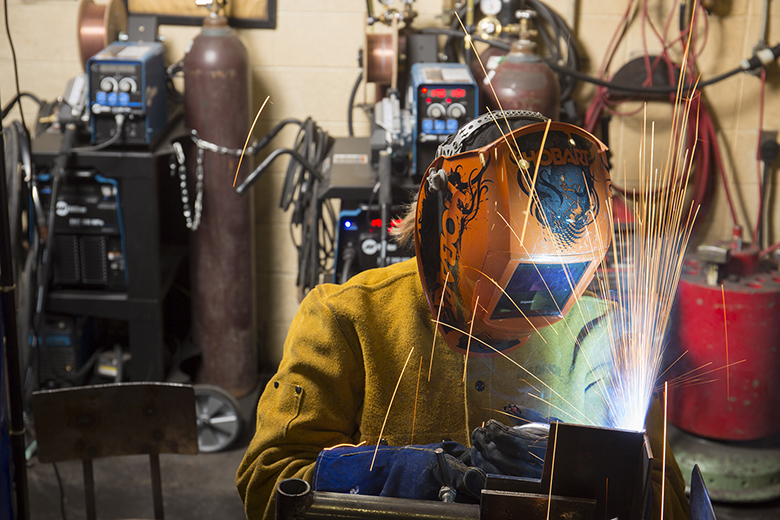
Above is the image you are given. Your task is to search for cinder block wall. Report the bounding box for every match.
[1,0,778,371]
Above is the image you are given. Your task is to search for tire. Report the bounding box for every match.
[193,384,243,453]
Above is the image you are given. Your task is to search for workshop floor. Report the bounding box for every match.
[23,384,780,520]
[25,384,262,520]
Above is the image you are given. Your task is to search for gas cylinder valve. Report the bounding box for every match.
[697,244,730,286]
[195,0,226,16]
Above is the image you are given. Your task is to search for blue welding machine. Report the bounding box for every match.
[87,41,167,145]
[410,63,478,175]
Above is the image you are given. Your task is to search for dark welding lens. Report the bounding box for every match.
[490,261,589,319]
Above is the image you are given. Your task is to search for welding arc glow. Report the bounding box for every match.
[457,24,697,433]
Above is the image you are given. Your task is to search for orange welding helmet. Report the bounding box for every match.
[415,110,612,356]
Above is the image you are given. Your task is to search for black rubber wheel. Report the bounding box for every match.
[193,384,243,453]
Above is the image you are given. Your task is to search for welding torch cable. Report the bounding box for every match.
[235,147,324,195]
[1,91,42,121]
[757,130,780,250]
[753,68,769,246]
[348,66,363,137]
[426,25,780,96]
[70,114,126,153]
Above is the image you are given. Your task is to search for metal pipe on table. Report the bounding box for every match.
[276,478,479,520]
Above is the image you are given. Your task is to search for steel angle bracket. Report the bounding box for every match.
[480,490,596,520]
[484,422,652,520]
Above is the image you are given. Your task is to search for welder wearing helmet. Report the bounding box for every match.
[237,111,689,520]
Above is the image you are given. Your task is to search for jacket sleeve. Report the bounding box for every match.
[645,396,690,520]
[236,286,366,520]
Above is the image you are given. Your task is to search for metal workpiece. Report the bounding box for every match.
[486,422,651,520]
[480,490,596,520]
[275,422,651,520]
[275,478,479,520]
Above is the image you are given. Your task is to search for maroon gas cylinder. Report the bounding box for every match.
[665,245,780,440]
[184,14,256,397]
[483,39,560,120]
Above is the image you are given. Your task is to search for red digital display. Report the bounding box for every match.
[371,218,404,231]
[429,88,446,98]
[451,88,466,98]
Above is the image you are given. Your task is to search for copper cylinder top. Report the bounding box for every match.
[203,13,228,28]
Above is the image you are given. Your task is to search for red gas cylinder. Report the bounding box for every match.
[184,12,256,397]
[666,244,780,440]
[482,36,560,119]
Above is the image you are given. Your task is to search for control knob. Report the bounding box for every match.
[448,103,466,119]
[427,103,445,118]
[100,77,118,92]
[118,77,137,93]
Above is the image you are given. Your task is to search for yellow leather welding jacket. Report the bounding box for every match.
[236,259,688,520]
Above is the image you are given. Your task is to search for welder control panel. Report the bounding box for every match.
[410,63,478,175]
[87,41,167,145]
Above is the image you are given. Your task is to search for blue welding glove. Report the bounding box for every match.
[313,441,486,503]
[466,419,550,479]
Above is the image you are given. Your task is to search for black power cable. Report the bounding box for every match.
[3,0,27,132]
[422,27,780,96]
[1,92,42,122]
[234,117,336,296]
[347,68,363,138]
[0,71,31,520]
[757,136,780,249]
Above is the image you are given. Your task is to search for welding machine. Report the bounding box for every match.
[410,63,479,176]
[333,208,414,284]
[34,170,126,291]
[87,41,167,145]
[37,314,96,386]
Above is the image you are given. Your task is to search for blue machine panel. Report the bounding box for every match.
[87,42,167,145]
[410,63,478,175]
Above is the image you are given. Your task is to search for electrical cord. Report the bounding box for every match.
[420,27,779,96]
[1,91,42,122]
[757,136,780,250]
[267,117,337,295]
[3,0,28,131]
[434,0,580,110]
[236,147,324,195]
[51,462,68,520]
[339,245,357,284]
[348,68,363,137]
[166,60,185,105]
[70,114,126,153]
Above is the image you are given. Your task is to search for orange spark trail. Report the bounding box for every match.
[547,423,559,520]
[429,271,450,381]
[371,346,415,471]
[661,382,668,520]
[411,356,423,445]
[463,296,479,382]
[234,95,271,187]
[520,120,552,245]
[721,284,730,400]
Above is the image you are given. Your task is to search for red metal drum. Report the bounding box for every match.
[666,249,780,440]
